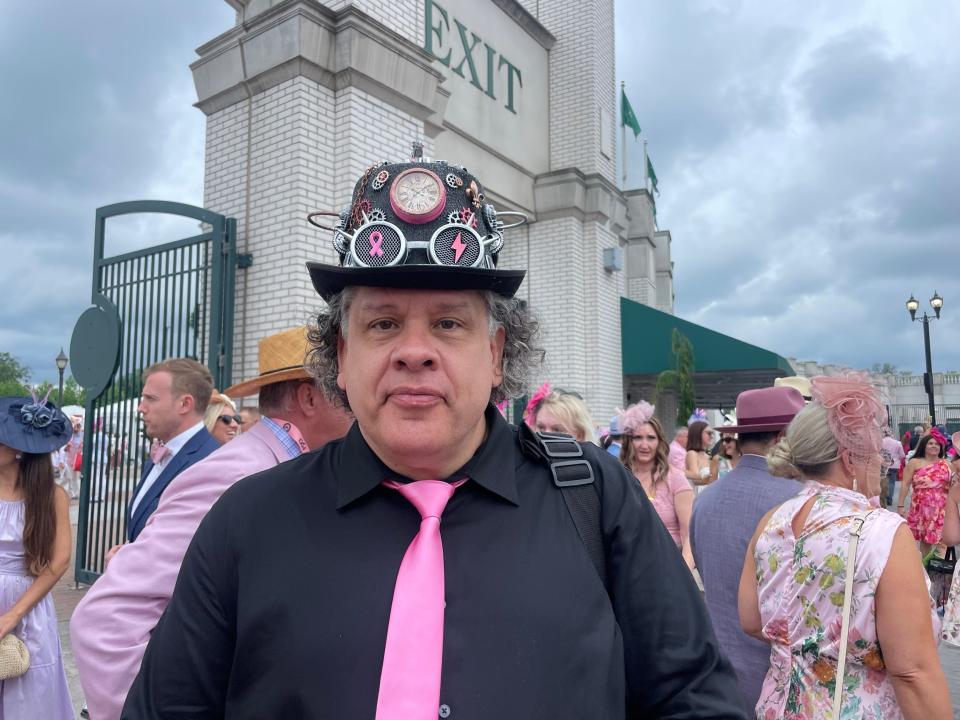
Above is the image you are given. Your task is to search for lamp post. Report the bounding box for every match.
[905,291,943,425]
[55,348,69,407]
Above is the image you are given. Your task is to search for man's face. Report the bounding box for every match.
[138,371,186,441]
[674,428,688,449]
[239,408,260,432]
[337,287,505,474]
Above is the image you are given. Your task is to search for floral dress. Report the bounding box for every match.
[905,459,952,544]
[753,483,937,719]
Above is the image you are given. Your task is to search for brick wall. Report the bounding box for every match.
[327,0,423,44]
[204,77,426,387]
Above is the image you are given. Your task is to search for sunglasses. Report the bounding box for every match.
[722,437,736,443]
[218,414,241,426]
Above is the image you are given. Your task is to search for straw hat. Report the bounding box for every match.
[774,375,812,401]
[224,327,312,398]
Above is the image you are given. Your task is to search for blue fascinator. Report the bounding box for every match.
[0,391,71,455]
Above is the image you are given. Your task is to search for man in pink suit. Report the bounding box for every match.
[69,327,352,720]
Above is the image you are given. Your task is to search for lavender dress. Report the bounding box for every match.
[0,500,73,718]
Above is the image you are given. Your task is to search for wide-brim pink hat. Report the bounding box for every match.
[722,386,805,434]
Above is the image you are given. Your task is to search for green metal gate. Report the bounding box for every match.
[71,201,236,584]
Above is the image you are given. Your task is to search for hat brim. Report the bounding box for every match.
[307,263,526,301]
[223,367,311,398]
[722,421,792,434]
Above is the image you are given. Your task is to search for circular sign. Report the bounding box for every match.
[70,296,122,399]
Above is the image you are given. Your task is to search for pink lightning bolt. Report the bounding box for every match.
[450,232,467,262]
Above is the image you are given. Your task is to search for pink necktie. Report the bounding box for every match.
[149,439,170,465]
[376,479,466,720]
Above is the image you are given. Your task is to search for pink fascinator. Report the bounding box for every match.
[523,382,551,427]
[929,427,949,447]
[688,408,708,425]
[810,373,887,462]
[616,401,656,436]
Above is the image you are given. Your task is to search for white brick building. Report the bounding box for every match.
[193,0,675,421]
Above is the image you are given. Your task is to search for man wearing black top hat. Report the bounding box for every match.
[123,159,745,719]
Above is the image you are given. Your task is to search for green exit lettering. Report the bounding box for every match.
[424,0,524,115]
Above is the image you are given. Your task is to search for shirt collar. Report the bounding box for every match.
[163,421,205,457]
[336,404,518,509]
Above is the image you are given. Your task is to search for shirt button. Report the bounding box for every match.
[439,704,451,718]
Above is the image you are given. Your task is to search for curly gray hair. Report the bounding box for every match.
[306,288,544,410]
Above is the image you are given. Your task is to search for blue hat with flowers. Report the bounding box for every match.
[0,392,71,455]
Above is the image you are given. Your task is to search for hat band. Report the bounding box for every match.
[735,413,797,427]
[258,364,306,378]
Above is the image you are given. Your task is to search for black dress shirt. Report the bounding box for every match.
[123,406,746,719]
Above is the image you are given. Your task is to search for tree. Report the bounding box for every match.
[0,352,31,396]
[870,362,898,375]
[655,329,696,426]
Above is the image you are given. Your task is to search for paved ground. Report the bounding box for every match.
[55,499,960,718]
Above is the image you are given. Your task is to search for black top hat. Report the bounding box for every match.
[307,160,526,300]
[0,394,71,455]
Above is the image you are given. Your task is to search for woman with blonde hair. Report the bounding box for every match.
[203,391,240,445]
[738,374,949,719]
[527,386,597,444]
[618,402,695,570]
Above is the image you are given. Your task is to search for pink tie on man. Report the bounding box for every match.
[376,479,466,720]
[150,439,171,465]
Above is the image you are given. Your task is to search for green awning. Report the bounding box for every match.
[621,297,793,376]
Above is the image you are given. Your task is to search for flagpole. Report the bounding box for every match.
[642,138,649,194]
[621,81,627,187]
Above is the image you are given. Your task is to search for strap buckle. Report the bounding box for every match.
[537,432,583,459]
[550,459,595,488]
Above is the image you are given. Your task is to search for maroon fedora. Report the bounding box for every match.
[722,386,805,434]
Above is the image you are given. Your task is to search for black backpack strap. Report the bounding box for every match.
[518,424,607,587]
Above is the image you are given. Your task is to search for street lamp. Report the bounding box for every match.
[55,348,69,407]
[905,292,944,424]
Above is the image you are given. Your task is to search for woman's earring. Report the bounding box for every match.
[14,454,22,461]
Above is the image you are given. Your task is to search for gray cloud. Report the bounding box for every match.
[618,1,960,373]
[0,1,234,385]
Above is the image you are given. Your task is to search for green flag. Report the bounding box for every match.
[621,88,641,138]
[647,156,659,195]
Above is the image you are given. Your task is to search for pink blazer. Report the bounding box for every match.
[70,421,293,720]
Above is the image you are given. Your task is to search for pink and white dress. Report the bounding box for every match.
[752,483,937,719]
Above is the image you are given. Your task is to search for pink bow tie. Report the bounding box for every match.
[376,479,466,720]
[150,439,171,465]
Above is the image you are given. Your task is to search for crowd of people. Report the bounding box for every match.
[0,158,957,718]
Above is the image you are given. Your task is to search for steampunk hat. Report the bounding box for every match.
[306,156,526,300]
[224,327,312,398]
[0,392,71,455]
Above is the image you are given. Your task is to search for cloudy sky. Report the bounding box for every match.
[616,1,960,374]
[2,1,958,386]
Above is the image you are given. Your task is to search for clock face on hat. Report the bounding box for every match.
[389,168,446,224]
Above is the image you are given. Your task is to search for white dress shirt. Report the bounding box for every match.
[131,421,204,516]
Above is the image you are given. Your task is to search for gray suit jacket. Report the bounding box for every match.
[690,454,802,715]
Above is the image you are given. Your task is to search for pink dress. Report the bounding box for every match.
[639,467,692,547]
[906,460,952,544]
[752,483,937,719]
